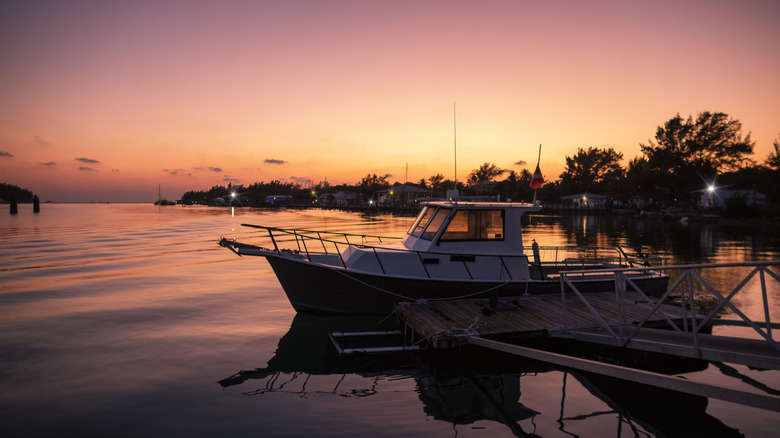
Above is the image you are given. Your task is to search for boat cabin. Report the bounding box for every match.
[338,201,542,280]
[402,201,541,255]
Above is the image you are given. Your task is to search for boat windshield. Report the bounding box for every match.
[439,209,504,241]
[420,208,451,240]
[409,207,434,237]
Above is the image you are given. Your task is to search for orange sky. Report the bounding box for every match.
[1,0,778,202]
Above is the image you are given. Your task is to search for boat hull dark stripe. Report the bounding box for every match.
[265,255,669,315]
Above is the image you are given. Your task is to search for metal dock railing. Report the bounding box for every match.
[552,261,780,369]
[395,260,780,412]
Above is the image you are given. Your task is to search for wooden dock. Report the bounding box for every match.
[388,264,780,412]
[394,291,688,349]
[393,291,780,412]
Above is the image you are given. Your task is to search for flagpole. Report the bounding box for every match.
[533,144,541,205]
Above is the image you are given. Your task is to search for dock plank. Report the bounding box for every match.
[395,291,687,349]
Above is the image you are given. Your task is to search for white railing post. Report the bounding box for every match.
[615,271,626,342]
[687,269,700,353]
[760,267,772,341]
[561,272,568,334]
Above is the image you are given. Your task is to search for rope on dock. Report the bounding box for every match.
[394,311,484,349]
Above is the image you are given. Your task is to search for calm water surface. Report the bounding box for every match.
[1,204,779,437]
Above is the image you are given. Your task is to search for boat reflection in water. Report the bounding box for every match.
[219,314,743,437]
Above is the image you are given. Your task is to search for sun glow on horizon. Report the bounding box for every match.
[1,0,777,202]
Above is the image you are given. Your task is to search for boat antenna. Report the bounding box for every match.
[453,102,457,191]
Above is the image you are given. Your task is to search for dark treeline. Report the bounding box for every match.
[181,181,304,205]
[544,112,780,213]
[182,112,780,213]
[0,183,35,203]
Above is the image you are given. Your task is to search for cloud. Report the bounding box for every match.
[384,173,393,179]
[112,169,120,172]
[163,168,191,176]
[75,157,100,164]
[195,166,223,172]
[514,160,527,166]
[0,151,13,157]
[33,135,50,146]
[265,159,287,165]
[223,175,240,183]
[78,166,95,171]
[289,176,312,184]
[40,161,57,166]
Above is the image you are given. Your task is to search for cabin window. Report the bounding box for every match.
[439,210,504,241]
[410,207,435,237]
[420,208,451,240]
[407,207,429,235]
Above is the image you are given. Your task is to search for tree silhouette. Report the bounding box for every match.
[466,163,503,184]
[640,112,754,203]
[558,147,624,197]
[766,134,780,170]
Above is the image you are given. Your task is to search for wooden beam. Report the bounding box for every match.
[467,336,780,412]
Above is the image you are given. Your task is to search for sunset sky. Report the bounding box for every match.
[1,0,778,202]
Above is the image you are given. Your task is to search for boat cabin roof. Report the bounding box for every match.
[401,201,541,254]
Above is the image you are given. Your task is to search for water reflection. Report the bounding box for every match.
[527,213,780,265]
[219,314,743,437]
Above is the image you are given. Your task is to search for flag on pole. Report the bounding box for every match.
[530,164,544,189]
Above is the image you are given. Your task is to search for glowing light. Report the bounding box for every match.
[707,185,715,193]
[231,192,237,198]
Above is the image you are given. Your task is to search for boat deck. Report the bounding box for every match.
[394,291,688,349]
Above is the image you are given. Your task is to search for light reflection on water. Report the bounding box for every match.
[0,204,778,437]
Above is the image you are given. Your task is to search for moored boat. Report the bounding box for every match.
[219,201,669,314]
[154,184,176,205]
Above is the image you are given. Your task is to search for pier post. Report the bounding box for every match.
[33,196,40,213]
[10,195,17,214]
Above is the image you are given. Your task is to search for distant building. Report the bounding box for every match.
[469,181,498,194]
[266,195,292,205]
[702,188,766,209]
[378,184,430,205]
[560,193,607,207]
[318,191,362,208]
[629,195,654,209]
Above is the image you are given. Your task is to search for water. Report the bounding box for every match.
[1,204,779,437]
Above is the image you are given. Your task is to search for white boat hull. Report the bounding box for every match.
[264,254,670,315]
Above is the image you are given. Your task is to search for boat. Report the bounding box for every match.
[219,201,669,314]
[154,185,176,205]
